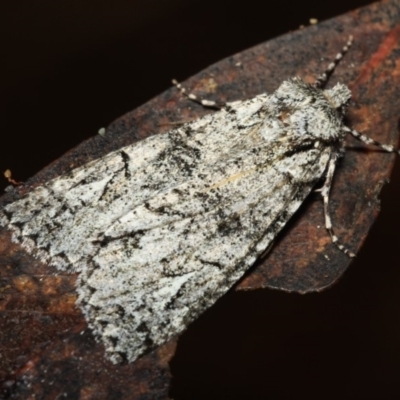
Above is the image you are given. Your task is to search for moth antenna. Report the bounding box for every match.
[344,126,400,155]
[172,79,224,109]
[314,36,353,89]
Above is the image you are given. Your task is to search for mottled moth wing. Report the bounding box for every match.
[0,90,331,363]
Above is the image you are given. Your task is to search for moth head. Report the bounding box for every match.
[324,83,352,113]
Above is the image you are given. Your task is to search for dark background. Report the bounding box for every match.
[2,1,400,399]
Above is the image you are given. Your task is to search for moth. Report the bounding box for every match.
[0,37,398,364]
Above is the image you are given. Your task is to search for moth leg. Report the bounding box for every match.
[321,154,356,258]
[314,36,353,89]
[172,79,225,109]
[344,126,400,155]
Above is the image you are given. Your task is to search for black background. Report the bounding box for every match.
[2,1,400,399]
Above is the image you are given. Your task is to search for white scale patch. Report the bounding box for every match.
[0,37,398,364]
